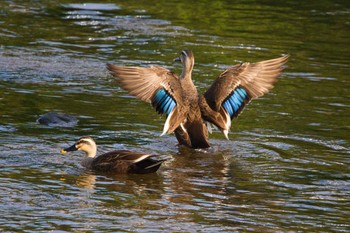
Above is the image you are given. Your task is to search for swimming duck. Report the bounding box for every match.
[60,136,166,174]
[107,50,288,149]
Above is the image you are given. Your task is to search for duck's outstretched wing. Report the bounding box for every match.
[199,55,289,139]
[107,64,187,135]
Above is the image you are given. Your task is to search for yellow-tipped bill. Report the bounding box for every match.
[60,149,67,154]
[60,143,77,154]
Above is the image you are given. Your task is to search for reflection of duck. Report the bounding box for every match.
[107,50,288,149]
[61,136,166,174]
[75,171,96,189]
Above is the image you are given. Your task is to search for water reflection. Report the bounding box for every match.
[63,3,121,11]
[61,2,190,44]
[75,171,96,190]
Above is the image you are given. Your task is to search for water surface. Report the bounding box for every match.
[0,0,349,232]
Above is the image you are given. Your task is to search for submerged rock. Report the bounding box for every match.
[37,112,78,127]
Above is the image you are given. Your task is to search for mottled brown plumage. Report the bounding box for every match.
[106,65,188,136]
[61,136,165,174]
[200,55,289,138]
[107,50,288,148]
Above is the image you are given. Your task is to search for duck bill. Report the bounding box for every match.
[173,56,181,62]
[60,144,77,154]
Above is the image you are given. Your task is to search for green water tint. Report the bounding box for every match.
[0,0,349,232]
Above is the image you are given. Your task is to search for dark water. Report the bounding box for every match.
[1,0,349,232]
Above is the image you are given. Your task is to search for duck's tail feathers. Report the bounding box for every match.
[133,157,167,174]
[144,159,167,170]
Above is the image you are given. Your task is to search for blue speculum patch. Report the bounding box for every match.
[152,88,176,116]
[222,87,249,119]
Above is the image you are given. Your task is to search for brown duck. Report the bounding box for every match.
[60,136,166,174]
[107,50,288,149]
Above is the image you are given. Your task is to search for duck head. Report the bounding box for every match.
[61,136,97,158]
[174,50,194,78]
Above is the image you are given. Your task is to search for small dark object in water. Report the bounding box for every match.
[61,136,166,174]
[37,112,78,127]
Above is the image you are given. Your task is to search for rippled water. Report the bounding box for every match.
[0,0,349,232]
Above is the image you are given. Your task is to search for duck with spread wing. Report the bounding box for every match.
[107,50,288,149]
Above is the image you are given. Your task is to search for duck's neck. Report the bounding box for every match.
[180,68,192,80]
[81,144,97,168]
[180,62,198,97]
[180,58,194,80]
[82,157,94,169]
[85,144,97,158]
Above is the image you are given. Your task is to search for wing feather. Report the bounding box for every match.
[200,55,289,137]
[107,65,183,103]
[107,64,187,134]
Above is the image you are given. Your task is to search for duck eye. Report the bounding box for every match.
[78,140,91,146]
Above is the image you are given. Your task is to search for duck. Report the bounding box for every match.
[107,50,288,149]
[60,136,166,174]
